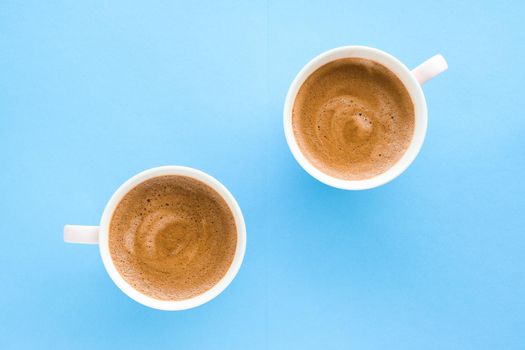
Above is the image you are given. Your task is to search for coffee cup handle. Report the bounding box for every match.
[64,225,99,244]
[411,54,448,85]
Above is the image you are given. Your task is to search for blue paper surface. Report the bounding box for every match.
[1,0,524,348]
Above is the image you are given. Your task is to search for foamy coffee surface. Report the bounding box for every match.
[109,176,237,301]
[292,58,415,180]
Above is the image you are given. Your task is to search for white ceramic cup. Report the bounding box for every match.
[64,166,246,311]
[283,46,448,190]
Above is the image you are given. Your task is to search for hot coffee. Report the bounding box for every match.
[292,58,415,180]
[109,175,237,301]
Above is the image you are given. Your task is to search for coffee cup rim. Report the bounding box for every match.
[98,166,247,311]
[283,45,428,190]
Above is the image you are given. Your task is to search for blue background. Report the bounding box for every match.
[1,0,524,348]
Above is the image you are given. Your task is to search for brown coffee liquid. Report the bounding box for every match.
[109,175,237,301]
[292,58,415,180]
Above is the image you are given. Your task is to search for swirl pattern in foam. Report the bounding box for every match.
[109,175,237,301]
[292,58,415,180]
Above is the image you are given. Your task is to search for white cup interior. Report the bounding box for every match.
[98,166,246,311]
[283,46,428,190]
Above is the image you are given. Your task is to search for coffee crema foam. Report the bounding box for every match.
[109,176,237,301]
[292,58,415,180]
